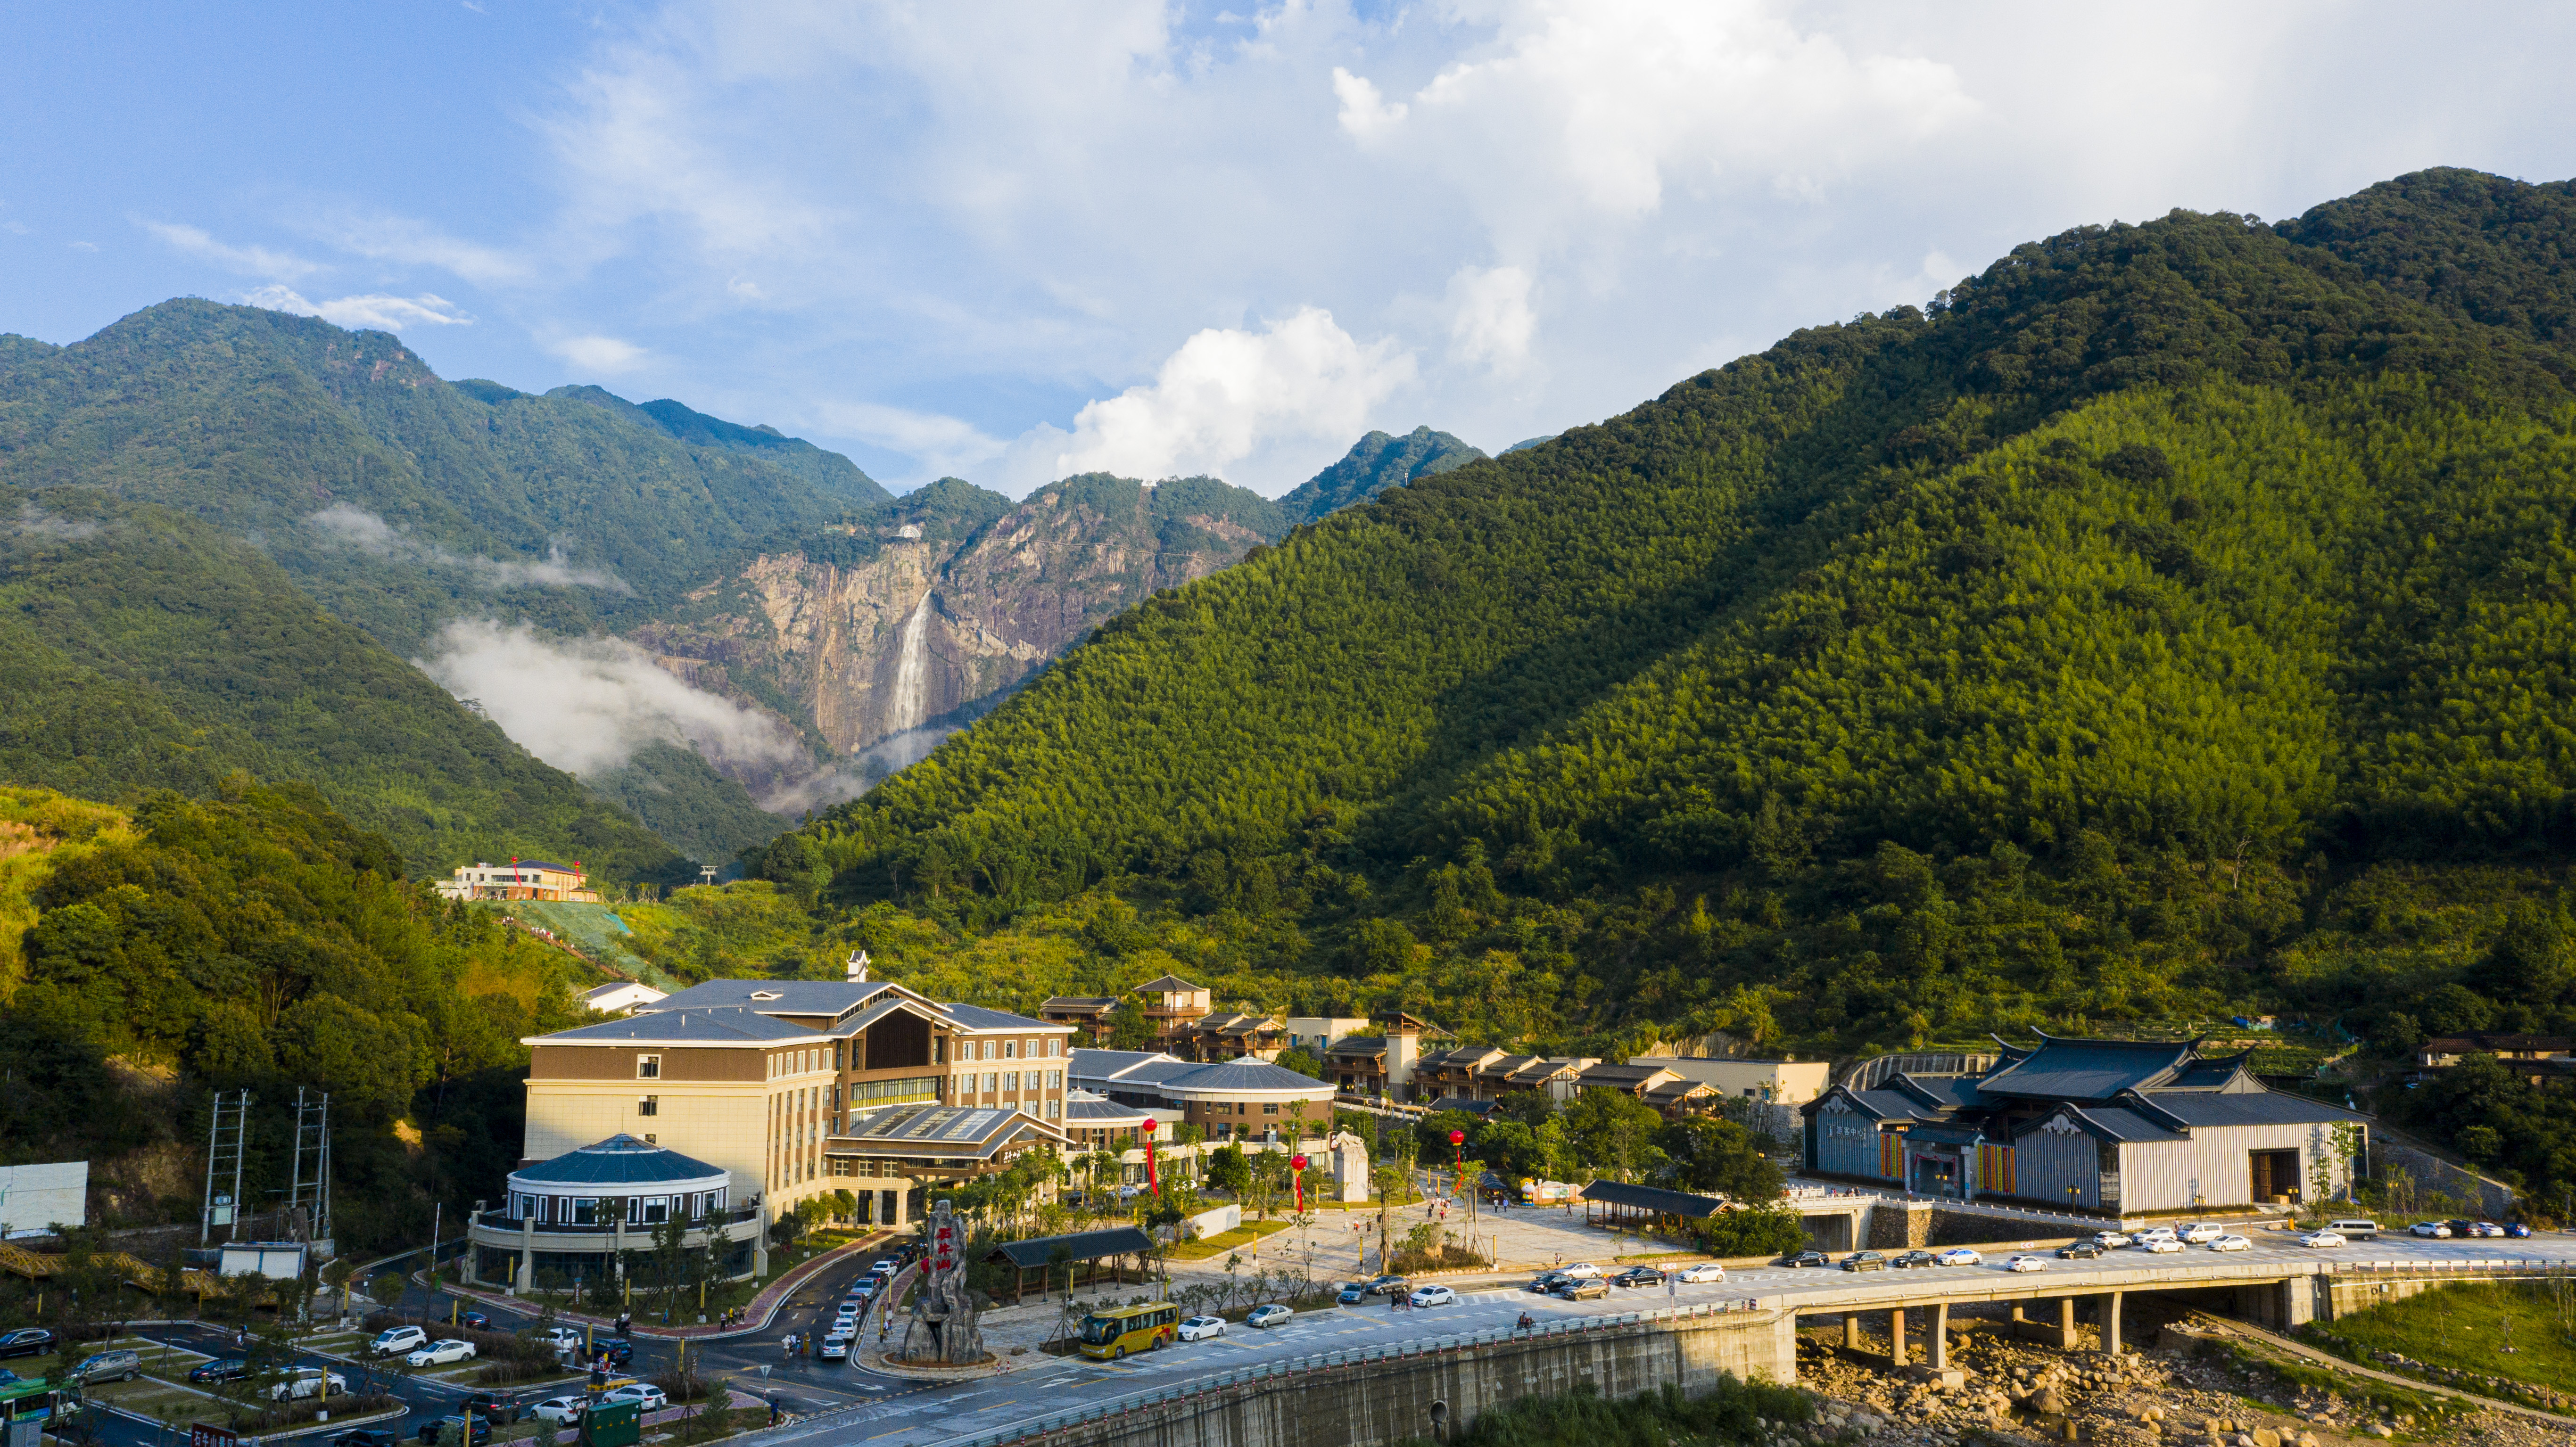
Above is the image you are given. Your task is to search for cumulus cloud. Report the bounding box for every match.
[305,504,632,593]
[143,221,320,280]
[244,285,472,331]
[419,620,885,812]
[1043,306,1415,485]
[1445,264,1536,372]
[546,334,649,374]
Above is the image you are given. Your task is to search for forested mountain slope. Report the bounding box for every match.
[736,171,2576,1085]
[0,490,696,881]
[1276,426,1485,525]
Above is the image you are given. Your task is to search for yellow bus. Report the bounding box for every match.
[1076,1302,1179,1359]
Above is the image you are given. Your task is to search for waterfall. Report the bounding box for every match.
[889,596,933,734]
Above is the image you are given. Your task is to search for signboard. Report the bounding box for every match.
[190,1424,241,1447]
[579,1399,641,1447]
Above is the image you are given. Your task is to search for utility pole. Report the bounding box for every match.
[201,1091,251,1245]
[290,1089,333,1252]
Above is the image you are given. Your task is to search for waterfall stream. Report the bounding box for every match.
[889,595,933,734]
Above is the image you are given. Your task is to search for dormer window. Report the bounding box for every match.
[751,990,782,1001]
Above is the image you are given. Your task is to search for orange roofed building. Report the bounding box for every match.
[437,858,603,903]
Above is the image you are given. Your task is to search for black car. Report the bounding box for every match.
[462,1391,521,1424]
[1611,1266,1666,1288]
[2057,1241,2103,1260]
[593,1340,635,1370]
[1891,1250,1937,1269]
[331,1431,400,1447]
[458,1312,492,1332]
[415,1416,492,1447]
[0,1329,54,1360]
[1364,1274,1410,1296]
[1779,1250,1832,1269]
[1839,1252,1888,1272]
[1527,1271,1571,1294]
[189,1359,252,1385]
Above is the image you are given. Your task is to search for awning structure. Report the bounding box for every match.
[1578,1179,1725,1227]
[978,1226,1156,1303]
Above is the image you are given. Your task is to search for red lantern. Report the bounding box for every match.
[1141,1116,1160,1196]
[1290,1153,1307,1212]
[1448,1130,1465,1146]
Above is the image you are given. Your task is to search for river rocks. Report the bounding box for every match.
[2030,1387,2069,1416]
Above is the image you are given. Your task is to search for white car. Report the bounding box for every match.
[2468,1222,2506,1238]
[2410,1221,2452,1238]
[2003,1255,2048,1273]
[536,1325,585,1355]
[2177,1223,2225,1244]
[600,1384,668,1411]
[370,1325,428,1357]
[267,1368,347,1402]
[529,1398,588,1426]
[2298,1230,2346,1249]
[1677,1263,1727,1283]
[405,1340,476,1367]
[821,1328,853,1360]
[1409,1285,1457,1308]
[2208,1235,2253,1252]
[1246,1304,1292,1329]
[1934,1247,1982,1266]
[1560,1262,1603,1279]
[2133,1226,2177,1244]
[2093,1231,2131,1249]
[1177,1315,1226,1342]
[2139,1236,2186,1254]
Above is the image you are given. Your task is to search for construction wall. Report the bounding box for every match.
[0,1161,87,1237]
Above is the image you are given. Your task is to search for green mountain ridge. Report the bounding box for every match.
[1275,426,1486,525]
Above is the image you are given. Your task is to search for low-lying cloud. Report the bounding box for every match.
[11,505,104,541]
[419,620,891,814]
[243,284,471,331]
[305,505,632,593]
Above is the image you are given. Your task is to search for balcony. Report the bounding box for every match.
[471,1205,760,1235]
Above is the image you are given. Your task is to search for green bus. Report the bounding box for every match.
[1,1377,77,1447]
[1076,1303,1178,1360]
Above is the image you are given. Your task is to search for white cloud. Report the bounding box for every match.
[1445,264,1536,371]
[304,209,528,285]
[1331,66,1407,141]
[1045,306,1416,485]
[546,334,649,373]
[419,619,872,812]
[305,504,632,593]
[244,285,472,331]
[66,240,98,253]
[12,505,103,541]
[143,221,320,280]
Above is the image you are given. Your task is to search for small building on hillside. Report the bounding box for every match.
[438,859,603,903]
[1627,1055,1833,1107]
[1040,996,1122,1044]
[1801,1032,2370,1213]
[582,981,666,1015]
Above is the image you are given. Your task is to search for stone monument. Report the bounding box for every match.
[897,1198,989,1365]
[1325,1130,1371,1203]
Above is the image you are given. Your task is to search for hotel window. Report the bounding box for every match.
[830,1159,853,1177]
[571,1198,599,1225]
[1004,1039,1018,1060]
[1046,1100,1061,1118]
[983,1071,998,1091]
[637,1054,661,1080]
[640,1196,669,1224]
[1047,1070,1063,1090]
[1263,1102,1279,1115]
[1047,1038,1060,1057]
[638,1096,659,1117]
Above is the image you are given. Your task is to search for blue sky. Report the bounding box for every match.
[8,1,2575,497]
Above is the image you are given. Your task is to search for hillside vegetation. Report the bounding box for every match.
[695,170,2576,1207]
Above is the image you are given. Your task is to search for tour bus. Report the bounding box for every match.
[1076,1302,1180,1359]
[2,1375,80,1446]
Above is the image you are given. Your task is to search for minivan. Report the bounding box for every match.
[2327,1218,2379,1239]
[72,1350,141,1385]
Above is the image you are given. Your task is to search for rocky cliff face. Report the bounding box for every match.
[633,473,1286,759]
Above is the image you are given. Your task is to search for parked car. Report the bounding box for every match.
[2443,1219,2478,1237]
[330,1430,400,1447]
[2056,1241,2102,1260]
[73,1351,141,1385]
[1559,1262,1603,1280]
[2139,1236,2185,1254]
[2208,1235,2253,1253]
[2467,1222,2506,1238]
[2298,1230,2346,1249]
[2409,1221,2452,1238]
[268,1367,348,1401]
[1409,1285,1457,1308]
[2093,1231,2131,1249]
[190,1359,251,1384]
[1554,1279,1610,1301]
[1677,1262,1727,1283]
[1247,1304,1293,1329]
[1838,1252,1888,1272]
[593,1340,635,1370]
[528,1398,588,1426]
[1611,1266,1666,1288]
[2177,1223,2225,1244]
[1526,1272,1571,1295]
[462,1391,521,1424]
[2506,1222,2534,1239]
[458,1311,492,1332]
[2133,1227,2178,1244]
[1178,1315,1226,1341]
[1364,1274,1410,1296]
[600,1384,668,1411]
[1340,1282,1375,1304]
[416,1416,490,1447]
[372,1325,429,1357]
[1778,1250,1833,1269]
[872,1258,897,1274]
[1887,1250,1936,1270]
[820,1331,851,1362]
[2003,1255,2048,1273]
[406,1340,477,1367]
[2326,1219,2381,1240]
[1933,1248,1982,1267]
[0,1329,54,1360]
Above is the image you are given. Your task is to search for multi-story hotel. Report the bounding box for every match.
[466,965,1074,1289]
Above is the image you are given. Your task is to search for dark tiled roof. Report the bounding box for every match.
[1065,1096,1152,1123]
[1069,1049,1176,1078]
[1850,1088,1945,1121]
[1976,1035,2198,1102]
[1644,1078,1714,1102]
[983,1227,1152,1269]
[835,1106,1066,1158]
[2137,1090,2370,1127]
[942,1003,1056,1031]
[1134,974,1205,994]
[645,980,873,1017]
[510,1135,727,1186]
[1328,1037,1388,1059]
[1579,1180,1723,1218]
[1887,1074,1985,1109]
[511,860,579,873]
[1164,1059,1334,1094]
[536,1006,813,1044]
[1422,1096,1497,1116]
[1041,996,1118,1012]
[2163,1055,2257,1089]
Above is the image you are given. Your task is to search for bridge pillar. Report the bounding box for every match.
[2279,1276,2314,1329]
[1927,1302,1949,1369]
[2054,1297,2076,1350]
[1889,1307,1907,1367]
[1843,1313,1862,1350]
[2101,1291,2122,1356]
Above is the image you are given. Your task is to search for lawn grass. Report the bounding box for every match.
[2299,1280,2576,1401]
[1168,1221,1292,1261]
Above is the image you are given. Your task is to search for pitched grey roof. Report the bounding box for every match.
[1887,1073,1984,1109]
[645,980,874,1017]
[834,1105,1067,1158]
[1579,1180,1723,1218]
[1976,1035,2198,1102]
[536,1006,813,1044]
[1327,1036,1388,1058]
[1065,1096,1152,1123]
[983,1227,1152,1269]
[942,1002,1056,1031]
[1163,1059,1332,1094]
[510,1135,727,1187]
[2137,1090,2369,1127]
[1134,973,1205,994]
[1850,1087,1944,1121]
[1041,996,1118,1011]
